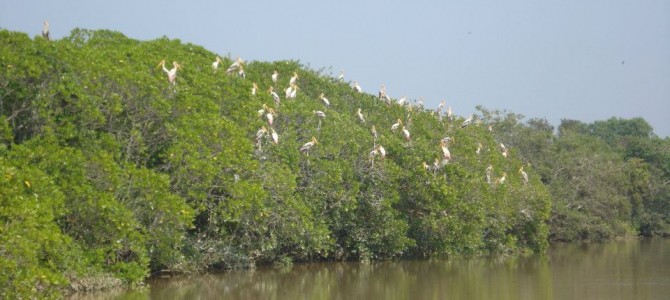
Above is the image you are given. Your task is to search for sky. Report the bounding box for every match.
[2,0,669,137]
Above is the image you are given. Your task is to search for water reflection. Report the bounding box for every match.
[70,239,670,300]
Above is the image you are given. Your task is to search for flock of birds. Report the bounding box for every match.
[39,21,528,186]
[164,55,527,185]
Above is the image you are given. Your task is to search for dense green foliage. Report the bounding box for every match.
[0,29,667,298]
[478,108,670,241]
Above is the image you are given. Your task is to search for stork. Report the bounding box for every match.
[252,83,258,96]
[353,81,362,93]
[391,119,402,132]
[300,136,318,154]
[158,60,181,86]
[212,56,223,70]
[269,87,280,106]
[357,108,365,123]
[289,72,299,85]
[319,93,330,107]
[519,167,528,184]
[461,114,473,128]
[42,20,50,41]
[270,127,279,144]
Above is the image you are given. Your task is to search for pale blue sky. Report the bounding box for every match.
[2,0,669,137]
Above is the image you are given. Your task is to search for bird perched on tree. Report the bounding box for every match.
[476,143,483,155]
[252,83,258,96]
[357,108,366,123]
[269,87,280,106]
[319,93,330,107]
[376,144,386,159]
[42,20,50,41]
[378,84,387,100]
[500,143,508,158]
[497,172,507,185]
[270,127,279,144]
[353,81,362,93]
[271,70,279,83]
[314,110,325,131]
[288,83,298,99]
[461,114,473,128]
[519,167,528,184]
[402,126,411,141]
[289,72,299,85]
[391,119,403,132]
[265,108,276,126]
[371,125,378,141]
[300,136,318,154]
[158,60,182,85]
[440,140,451,162]
[212,56,223,70]
[226,57,244,75]
[338,70,345,82]
[314,110,326,119]
[255,126,267,142]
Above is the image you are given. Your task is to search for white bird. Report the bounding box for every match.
[353,81,362,93]
[255,126,267,142]
[447,106,453,122]
[440,140,451,162]
[252,83,258,96]
[289,72,299,85]
[237,65,246,78]
[379,84,387,100]
[357,108,365,123]
[271,70,278,83]
[402,126,411,141]
[377,145,386,159]
[371,125,378,140]
[257,104,268,116]
[269,87,280,106]
[42,20,50,41]
[497,172,507,185]
[270,127,279,144]
[288,84,298,99]
[314,110,326,119]
[226,57,243,75]
[319,93,330,107]
[391,119,402,132]
[212,56,223,70]
[158,60,181,85]
[285,85,294,99]
[266,108,275,126]
[461,114,473,128]
[300,136,318,154]
[519,167,528,184]
[500,143,508,158]
[476,143,482,155]
[369,144,387,163]
[397,96,407,106]
[338,69,345,82]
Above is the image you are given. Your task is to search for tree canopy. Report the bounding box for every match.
[1,29,668,298]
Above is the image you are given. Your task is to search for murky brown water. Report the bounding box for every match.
[68,239,670,300]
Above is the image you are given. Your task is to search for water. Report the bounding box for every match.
[69,239,670,300]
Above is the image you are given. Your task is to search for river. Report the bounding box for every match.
[68,239,670,299]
